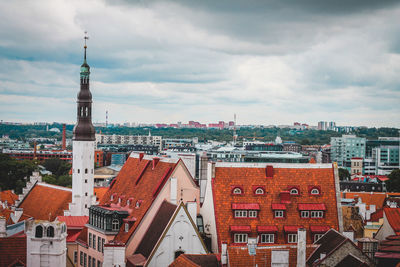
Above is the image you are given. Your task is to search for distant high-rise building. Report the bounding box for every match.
[331,135,366,171]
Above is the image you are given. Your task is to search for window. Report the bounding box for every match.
[260,234,274,243]
[84,253,87,267]
[97,260,101,267]
[47,226,54,237]
[233,187,242,194]
[98,236,101,252]
[249,210,258,218]
[311,188,320,195]
[92,258,96,267]
[274,210,284,218]
[301,211,309,218]
[135,201,141,208]
[89,233,92,247]
[93,234,96,250]
[234,233,248,243]
[85,179,87,183]
[290,188,299,195]
[85,168,88,174]
[78,169,80,174]
[112,219,119,231]
[288,234,297,243]
[102,238,105,253]
[89,256,92,267]
[234,210,248,218]
[74,251,78,263]
[255,188,264,195]
[80,251,83,266]
[314,234,324,242]
[35,225,43,238]
[311,211,324,218]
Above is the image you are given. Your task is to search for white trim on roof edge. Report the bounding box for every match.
[214,162,333,169]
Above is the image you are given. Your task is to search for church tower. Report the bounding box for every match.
[66,34,96,216]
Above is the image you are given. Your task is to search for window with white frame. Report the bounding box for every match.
[311,188,320,195]
[233,187,242,194]
[310,211,324,218]
[234,210,248,218]
[301,211,309,218]
[112,219,120,231]
[274,210,284,218]
[234,233,248,243]
[290,188,299,195]
[314,234,324,242]
[249,210,258,218]
[255,188,264,195]
[288,234,297,243]
[260,234,274,243]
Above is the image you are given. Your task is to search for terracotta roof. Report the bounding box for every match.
[230,225,251,232]
[232,203,260,210]
[212,164,339,248]
[257,226,278,233]
[66,229,82,243]
[0,236,27,266]
[169,254,220,267]
[341,192,387,210]
[271,203,286,210]
[369,209,383,222]
[76,226,88,247]
[94,187,108,201]
[384,207,400,235]
[134,200,177,258]
[56,216,88,228]
[0,207,31,225]
[227,244,317,267]
[99,156,179,243]
[0,190,18,206]
[309,225,330,233]
[284,225,304,233]
[18,183,71,221]
[298,203,326,211]
[126,253,147,266]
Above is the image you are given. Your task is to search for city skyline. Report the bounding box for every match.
[1,1,400,127]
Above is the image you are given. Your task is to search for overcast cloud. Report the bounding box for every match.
[0,0,399,127]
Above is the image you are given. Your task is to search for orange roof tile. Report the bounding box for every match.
[341,192,387,210]
[18,183,71,221]
[56,216,88,228]
[212,165,340,249]
[384,207,400,234]
[0,207,31,225]
[94,187,108,202]
[99,156,178,243]
[0,190,18,206]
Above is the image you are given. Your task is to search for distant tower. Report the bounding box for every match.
[106,110,108,127]
[26,219,67,267]
[233,114,238,145]
[67,32,96,216]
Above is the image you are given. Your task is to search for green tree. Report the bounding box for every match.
[338,168,350,181]
[387,169,400,192]
[0,154,37,193]
[57,175,72,188]
[43,158,71,177]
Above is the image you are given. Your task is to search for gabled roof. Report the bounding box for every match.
[0,207,31,225]
[307,229,347,265]
[18,183,71,221]
[99,155,180,243]
[384,207,400,235]
[0,236,27,266]
[212,163,340,247]
[134,200,177,258]
[369,209,383,222]
[56,216,88,228]
[169,254,220,267]
[341,192,387,210]
[0,190,18,206]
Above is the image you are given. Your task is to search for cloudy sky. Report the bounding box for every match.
[1,0,399,127]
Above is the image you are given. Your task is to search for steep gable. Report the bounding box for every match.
[384,207,400,235]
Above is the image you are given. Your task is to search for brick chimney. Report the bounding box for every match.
[152,157,160,169]
[266,165,274,178]
[139,152,144,161]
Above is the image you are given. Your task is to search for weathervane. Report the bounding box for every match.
[84,31,89,48]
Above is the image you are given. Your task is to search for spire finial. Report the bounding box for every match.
[84,31,89,60]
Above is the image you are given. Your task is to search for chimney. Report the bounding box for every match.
[186,201,197,223]
[297,228,306,267]
[221,242,227,265]
[152,157,160,169]
[0,216,6,237]
[11,208,23,224]
[139,152,144,161]
[280,191,291,204]
[266,165,274,178]
[62,124,66,150]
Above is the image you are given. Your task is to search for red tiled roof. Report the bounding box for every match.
[384,207,400,234]
[0,208,31,225]
[230,225,251,232]
[272,203,286,210]
[99,156,179,243]
[257,226,278,233]
[169,254,220,267]
[298,203,326,211]
[284,225,304,233]
[310,225,330,233]
[341,192,387,210]
[212,165,339,248]
[56,216,88,228]
[66,229,82,243]
[0,236,27,266]
[232,203,260,210]
[94,187,108,201]
[18,183,71,221]
[0,190,18,206]
[369,209,383,222]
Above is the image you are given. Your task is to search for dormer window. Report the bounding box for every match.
[309,186,321,195]
[255,188,264,195]
[112,219,120,231]
[232,187,242,195]
[311,188,320,195]
[136,200,142,208]
[289,188,299,195]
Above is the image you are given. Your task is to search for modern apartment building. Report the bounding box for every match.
[95,134,162,151]
[331,135,366,171]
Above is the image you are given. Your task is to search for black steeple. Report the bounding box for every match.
[73,33,95,141]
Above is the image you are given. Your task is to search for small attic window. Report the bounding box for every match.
[135,200,142,208]
[290,188,299,195]
[232,187,242,195]
[255,188,264,195]
[111,193,117,201]
[311,188,320,195]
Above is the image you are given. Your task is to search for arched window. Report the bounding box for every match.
[233,187,242,194]
[35,225,43,238]
[255,188,264,195]
[112,219,120,231]
[311,188,320,195]
[85,168,88,174]
[174,250,185,259]
[290,188,299,195]
[47,226,54,237]
[85,107,88,117]
[78,169,80,174]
